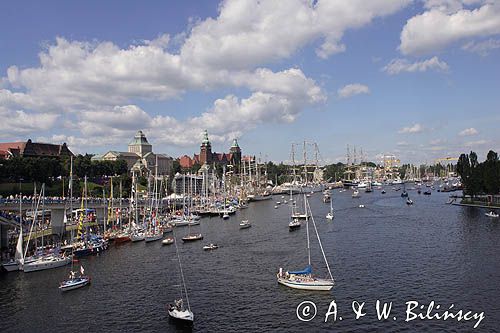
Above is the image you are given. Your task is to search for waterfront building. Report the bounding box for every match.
[93,130,173,175]
[178,130,242,170]
[0,139,73,160]
[171,173,205,195]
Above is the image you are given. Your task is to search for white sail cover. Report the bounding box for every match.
[15,228,23,261]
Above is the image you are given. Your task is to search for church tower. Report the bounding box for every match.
[229,138,242,168]
[199,130,212,165]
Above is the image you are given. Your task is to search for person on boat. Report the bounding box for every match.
[175,299,183,311]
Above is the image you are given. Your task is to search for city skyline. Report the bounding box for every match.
[1,0,499,164]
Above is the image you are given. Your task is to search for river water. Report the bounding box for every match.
[1,189,499,332]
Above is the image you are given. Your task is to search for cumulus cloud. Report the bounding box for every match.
[382,56,449,74]
[398,123,424,134]
[400,2,500,55]
[462,38,500,56]
[0,107,58,138]
[0,0,414,148]
[459,127,478,136]
[337,83,370,99]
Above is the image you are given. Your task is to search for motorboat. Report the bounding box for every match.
[203,243,218,251]
[406,198,414,205]
[289,218,301,231]
[162,237,175,245]
[59,275,90,291]
[485,211,499,218]
[182,234,203,242]
[239,220,251,229]
[59,266,90,292]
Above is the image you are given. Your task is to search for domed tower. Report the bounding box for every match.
[199,130,212,165]
[128,130,152,157]
[229,138,242,168]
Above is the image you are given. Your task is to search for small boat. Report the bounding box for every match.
[401,191,408,198]
[239,220,251,229]
[423,190,431,195]
[145,232,163,243]
[276,201,281,205]
[182,234,204,242]
[168,299,193,325]
[162,237,175,245]
[274,205,279,209]
[203,243,218,251]
[352,190,360,198]
[485,211,499,218]
[59,266,90,292]
[130,231,145,242]
[406,198,414,205]
[288,218,301,231]
[114,232,131,244]
[222,213,230,220]
[381,189,386,194]
[187,220,200,226]
[359,204,365,208]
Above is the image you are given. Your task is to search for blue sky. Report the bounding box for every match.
[0,0,499,164]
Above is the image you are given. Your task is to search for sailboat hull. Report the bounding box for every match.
[277,276,334,291]
[59,277,90,291]
[2,261,20,272]
[168,308,194,325]
[23,256,72,273]
[145,234,163,242]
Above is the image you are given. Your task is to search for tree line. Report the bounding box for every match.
[0,154,128,184]
[457,150,500,197]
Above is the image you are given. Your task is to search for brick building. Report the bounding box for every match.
[179,130,242,170]
[0,139,73,159]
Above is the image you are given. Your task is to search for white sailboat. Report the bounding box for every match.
[23,184,71,273]
[2,197,24,272]
[278,194,335,291]
[168,231,194,325]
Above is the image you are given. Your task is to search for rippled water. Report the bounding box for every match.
[1,189,499,332]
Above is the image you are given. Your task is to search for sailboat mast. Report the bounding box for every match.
[173,229,191,311]
[69,156,73,242]
[306,198,334,280]
[305,193,311,266]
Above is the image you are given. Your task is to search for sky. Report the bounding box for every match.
[0,0,499,165]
